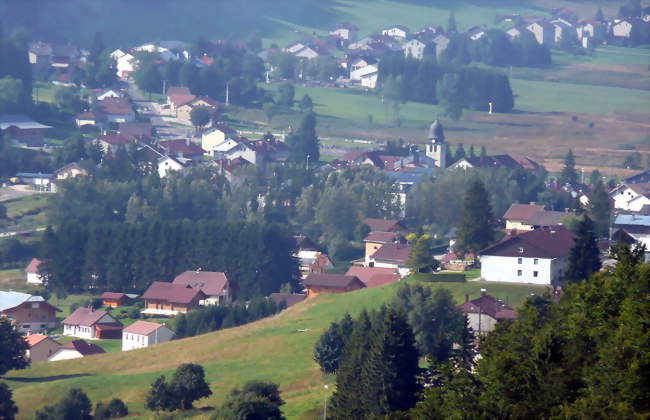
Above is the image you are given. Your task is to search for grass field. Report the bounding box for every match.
[5,279,547,419]
[0,194,49,233]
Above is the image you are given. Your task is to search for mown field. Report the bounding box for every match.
[5,278,548,419]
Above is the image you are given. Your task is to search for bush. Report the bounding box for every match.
[128,307,140,319]
[428,273,466,283]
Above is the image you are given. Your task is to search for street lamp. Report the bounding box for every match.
[323,384,329,420]
[306,154,311,171]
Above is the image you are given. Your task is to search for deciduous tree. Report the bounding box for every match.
[0,317,29,375]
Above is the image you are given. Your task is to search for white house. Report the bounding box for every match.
[96,89,123,101]
[526,21,555,45]
[366,243,411,276]
[284,42,307,54]
[62,307,123,340]
[610,183,650,212]
[403,39,427,60]
[213,138,257,164]
[25,258,45,285]
[295,46,320,60]
[611,19,634,38]
[48,339,105,362]
[329,24,358,41]
[506,27,522,40]
[110,49,137,79]
[350,63,378,82]
[201,124,236,156]
[360,71,379,89]
[433,34,450,58]
[381,25,410,40]
[479,226,575,286]
[457,290,518,334]
[158,155,189,178]
[122,321,174,351]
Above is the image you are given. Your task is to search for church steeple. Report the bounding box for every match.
[425,119,447,168]
[428,119,445,143]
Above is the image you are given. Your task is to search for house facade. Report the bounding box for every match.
[366,242,411,276]
[363,231,398,263]
[62,307,123,339]
[141,282,206,315]
[457,290,517,334]
[0,292,59,333]
[303,273,366,296]
[479,226,575,286]
[503,203,571,231]
[172,270,231,305]
[48,340,105,362]
[611,183,650,212]
[100,292,128,307]
[25,258,45,285]
[122,321,174,351]
[25,334,61,363]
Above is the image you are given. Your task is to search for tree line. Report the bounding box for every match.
[39,220,299,299]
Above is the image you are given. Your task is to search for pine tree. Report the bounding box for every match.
[588,180,611,237]
[565,215,601,283]
[447,11,458,33]
[595,7,605,21]
[468,144,476,159]
[452,315,477,370]
[406,234,436,272]
[0,382,18,420]
[456,179,494,253]
[362,308,422,416]
[560,149,578,186]
[453,143,466,162]
[313,321,345,373]
[480,145,487,157]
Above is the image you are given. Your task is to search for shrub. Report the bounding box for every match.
[128,307,141,319]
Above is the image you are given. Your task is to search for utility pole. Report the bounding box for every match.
[225,82,230,106]
[323,384,329,420]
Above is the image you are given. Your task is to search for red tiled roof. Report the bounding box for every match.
[169,93,197,107]
[269,293,307,308]
[364,218,404,232]
[480,225,576,259]
[61,339,105,356]
[172,271,229,297]
[345,266,400,287]
[123,320,168,336]
[365,273,401,288]
[99,134,131,145]
[98,97,133,115]
[457,294,517,320]
[118,122,152,138]
[63,307,118,327]
[166,86,191,97]
[141,281,206,305]
[25,334,57,347]
[159,139,205,156]
[503,203,546,221]
[100,292,126,301]
[25,258,42,274]
[363,231,397,243]
[441,252,475,263]
[303,273,365,289]
[200,55,215,66]
[370,243,411,264]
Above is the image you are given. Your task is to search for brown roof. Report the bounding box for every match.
[364,218,405,232]
[60,339,105,356]
[99,134,131,145]
[25,258,42,274]
[159,139,205,156]
[166,86,191,97]
[169,93,197,107]
[363,231,397,243]
[63,307,118,327]
[303,273,366,290]
[118,122,152,138]
[172,271,229,297]
[370,243,411,264]
[269,293,307,308]
[480,226,576,259]
[25,334,59,347]
[345,266,400,287]
[142,281,206,304]
[123,320,169,336]
[294,235,318,251]
[503,203,546,221]
[100,292,127,301]
[98,97,133,115]
[457,294,517,320]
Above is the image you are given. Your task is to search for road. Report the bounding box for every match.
[0,185,49,202]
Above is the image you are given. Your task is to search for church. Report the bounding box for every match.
[424,119,447,168]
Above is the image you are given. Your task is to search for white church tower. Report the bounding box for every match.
[425,119,447,168]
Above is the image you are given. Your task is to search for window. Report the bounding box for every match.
[533,271,538,278]
[517,247,524,253]
[517,258,523,264]
[534,258,539,265]
[517,270,522,276]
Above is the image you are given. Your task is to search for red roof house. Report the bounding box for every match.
[345,266,401,288]
[100,292,128,308]
[172,270,231,305]
[457,290,517,334]
[48,339,105,361]
[302,273,366,296]
[62,307,123,339]
[141,281,206,315]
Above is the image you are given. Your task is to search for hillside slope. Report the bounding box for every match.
[5,280,547,419]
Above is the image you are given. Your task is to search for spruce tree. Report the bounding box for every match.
[456,179,494,253]
[560,149,578,186]
[468,144,476,159]
[565,215,601,283]
[480,145,487,157]
[406,235,436,273]
[588,180,611,237]
[313,321,345,373]
[362,308,422,417]
[447,11,458,33]
[453,143,466,163]
[595,7,605,21]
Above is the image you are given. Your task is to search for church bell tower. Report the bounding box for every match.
[425,119,447,168]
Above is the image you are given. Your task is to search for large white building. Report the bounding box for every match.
[610,183,650,212]
[479,226,576,286]
[122,321,174,351]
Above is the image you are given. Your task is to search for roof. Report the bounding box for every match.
[269,293,307,308]
[166,86,191,97]
[614,214,650,227]
[623,170,650,184]
[345,266,400,287]
[370,243,411,264]
[25,334,59,347]
[25,258,42,274]
[118,122,152,138]
[123,320,170,336]
[59,339,105,356]
[100,292,127,301]
[0,115,52,130]
[303,273,365,289]
[294,235,318,251]
[503,203,546,221]
[75,112,97,120]
[528,210,571,227]
[0,291,34,311]
[142,281,206,304]
[98,97,133,115]
[63,307,116,327]
[363,231,398,243]
[364,218,404,232]
[480,226,576,259]
[159,139,205,156]
[169,93,197,107]
[172,271,229,296]
[441,252,476,263]
[99,134,131,145]
[457,294,517,320]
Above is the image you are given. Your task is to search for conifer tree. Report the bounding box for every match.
[468,144,476,159]
[456,179,494,253]
[453,143,466,163]
[447,11,458,33]
[560,149,578,186]
[406,234,436,273]
[595,7,605,21]
[313,321,344,373]
[588,180,611,238]
[0,382,18,420]
[480,145,487,157]
[565,215,601,283]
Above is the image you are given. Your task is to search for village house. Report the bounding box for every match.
[52,162,89,191]
[451,154,541,171]
[25,334,61,363]
[611,19,634,39]
[402,39,427,60]
[118,121,153,142]
[623,169,650,184]
[303,273,366,296]
[440,251,476,271]
[98,134,132,154]
[172,270,231,305]
[0,292,59,333]
[364,218,407,234]
[610,182,650,212]
[158,155,190,178]
[364,231,399,263]
[269,293,308,308]
[457,290,518,334]
[48,339,105,362]
[176,96,219,124]
[526,20,555,44]
[95,89,124,101]
[345,266,401,288]
[122,321,174,351]
[0,114,52,148]
[503,203,572,231]
[62,307,123,339]
[506,27,523,39]
[212,137,258,164]
[141,282,206,316]
[329,23,359,42]
[201,123,237,155]
[75,111,99,128]
[100,292,129,308]
[610,214,650,262]
[110,49,137,79]
[14,172,53,190]
[366,242,412,276]
[25,258,45,285]
[479,226,576,286]
[159,139,206,162]
[432,34,450,58]
[381,25,410,39]
[97,97,135,124]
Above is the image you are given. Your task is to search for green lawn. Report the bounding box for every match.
[6,279,547,419]
[554,45,650,67]
[32,82,56,104]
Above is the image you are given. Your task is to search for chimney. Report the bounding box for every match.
[465,294,469,303]
[480,288,487,297]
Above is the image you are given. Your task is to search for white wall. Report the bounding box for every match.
[466,312,498,334]
[612,187,650,212]
[122,328,174,351]
[26,272,44,285]
[480,255,555,285]
[63,324,95,339]
[48,349,83,361]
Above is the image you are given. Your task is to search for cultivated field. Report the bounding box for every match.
[6,279,547,419]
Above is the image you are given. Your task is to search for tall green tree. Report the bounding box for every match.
[595,7,605,21]
[453,143,466,163]
[170,363,213,410]
[276,82,295,108]
[565,215,601,283]
[36,388,93,420]
[0,382,18,420]
[456,178,494,253]
[190,106,211,129]
[560,149,578,185]
[0,317,29,375]
[286,112,319,165]
[588,180,611,237]
[447,11,458,33]
[437,73,463,120]
[406,234,436,273]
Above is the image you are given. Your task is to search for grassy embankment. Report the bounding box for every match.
[6,278,546,419]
